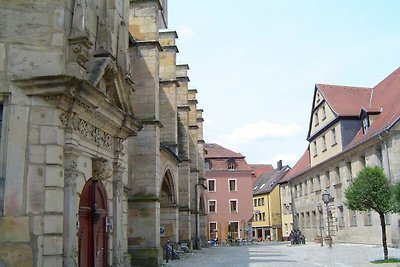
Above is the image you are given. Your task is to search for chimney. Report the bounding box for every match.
[277,160,283,171]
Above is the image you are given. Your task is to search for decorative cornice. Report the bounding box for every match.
[160,79,180,87]
[177,76,190,82]
[129,0,163,11]
[135,40,163,52]
[161,45,179,53]
[178,105,190,111]
[141,119,163,128]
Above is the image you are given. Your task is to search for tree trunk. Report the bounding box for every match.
[379,212,388,260]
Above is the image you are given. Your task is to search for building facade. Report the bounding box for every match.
[252,162,290,241]
[0,1,205,266]
[204,143,253,242]
[281,68,400,246]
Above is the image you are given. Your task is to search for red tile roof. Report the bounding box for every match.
[249,164,274,178]
[347,67,400,148]
[289,67,400,181]
[279,148,310,183]
[316,84,372,117]
[204,143,245,159]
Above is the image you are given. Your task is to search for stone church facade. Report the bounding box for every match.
[0,1,205,266]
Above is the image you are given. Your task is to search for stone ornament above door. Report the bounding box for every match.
[92,158,113,181]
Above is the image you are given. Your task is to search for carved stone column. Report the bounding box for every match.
[63,148,80,267]
[112,163,125,266]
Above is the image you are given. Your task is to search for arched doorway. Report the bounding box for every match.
[78,178,108,267]
[160,170,178,244]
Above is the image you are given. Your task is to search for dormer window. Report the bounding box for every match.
[362,116,369,134]
[227,158,236,170]
[359,108,380,135]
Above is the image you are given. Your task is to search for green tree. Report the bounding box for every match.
[344,166,392,260]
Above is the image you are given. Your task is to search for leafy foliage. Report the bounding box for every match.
[344,166,392,260]
[391,182,400,213]
[344,166,393,214]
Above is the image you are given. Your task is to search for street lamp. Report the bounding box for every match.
[317,203,323,247]
[322,189,332,247]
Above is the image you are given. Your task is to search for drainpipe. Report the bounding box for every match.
[379,133,392,180]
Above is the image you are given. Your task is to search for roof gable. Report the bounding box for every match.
[279,148,310,183]
[253,166,290,195]
[204,143,245,159]
[347,67,400,148]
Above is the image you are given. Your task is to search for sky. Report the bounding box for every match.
[168,1,400,168]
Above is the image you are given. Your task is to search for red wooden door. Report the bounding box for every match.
[78,178,108,267]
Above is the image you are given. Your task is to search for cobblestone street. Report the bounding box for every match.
[164,242,400,267]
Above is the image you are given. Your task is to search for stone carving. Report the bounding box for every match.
[112,242,123,266]
[59,112,113,149]
[92,158,113,181]
[64,152,79,192]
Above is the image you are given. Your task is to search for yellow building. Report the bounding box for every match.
[252,162,290,241]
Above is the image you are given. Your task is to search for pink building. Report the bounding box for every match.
[204,143,253,241]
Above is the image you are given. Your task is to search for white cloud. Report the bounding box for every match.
[214,120,302,145]
[177,25,194,38]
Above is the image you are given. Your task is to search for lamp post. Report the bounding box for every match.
[317,203,323,247]
[322,190,332,247]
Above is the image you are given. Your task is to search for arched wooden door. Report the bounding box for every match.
[78,178,108,267]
